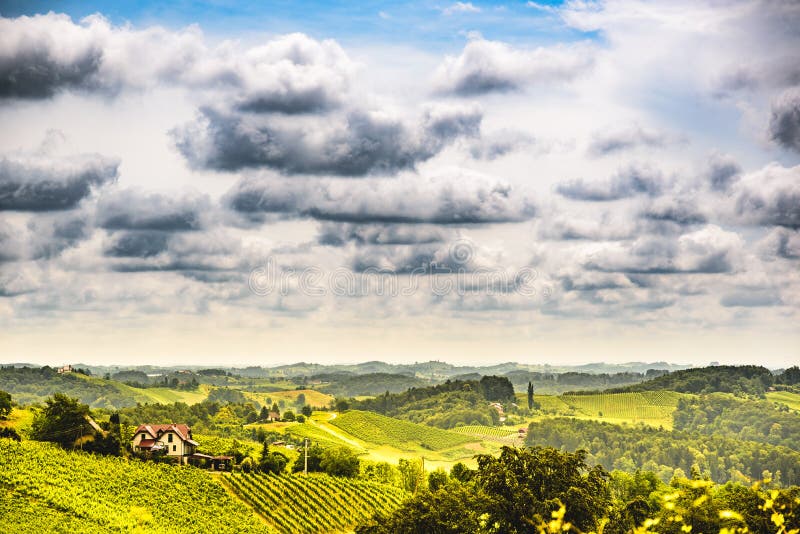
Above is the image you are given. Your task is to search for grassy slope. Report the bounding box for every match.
[766,391,800,412]
[0,439,271,533]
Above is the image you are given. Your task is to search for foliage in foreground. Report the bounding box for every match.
[357,446,800,534]
[0,438,270,533]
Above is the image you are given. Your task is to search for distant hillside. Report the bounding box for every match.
[316,373,430,396]
[608,365,776,396]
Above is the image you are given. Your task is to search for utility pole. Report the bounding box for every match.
[304,438,308,475]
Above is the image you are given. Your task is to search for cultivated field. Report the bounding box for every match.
[224,472,405,533]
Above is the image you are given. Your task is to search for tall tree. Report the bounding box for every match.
[527,381,534,410]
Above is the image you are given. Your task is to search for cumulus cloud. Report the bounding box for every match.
[317,223,451,246]
[583,225,743,275]
[174,104,481,176]
[556,165,666,201]
[587,125,674,156]
[96,189,211,231]
[640,197,707,226]
[734,163,800,229]
[0,212,92,263]
[757,227,800,260]
[434,38,594,96]
[442,2,482,16]
[769,89,800,153]
[225,169,536,224]
[0,14,357,110]
[107,230,243,273]
[0,153,119,211]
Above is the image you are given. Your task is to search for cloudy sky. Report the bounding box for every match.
[0,1,798,367]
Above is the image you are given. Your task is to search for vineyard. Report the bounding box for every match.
[224,472,405,533]
[0,438,270,533]
[282,420,365,451]
[559,391,681,423]
[330,410,475,451]
[451,425,522,444]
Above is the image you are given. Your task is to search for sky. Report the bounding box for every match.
[0,1,798,368]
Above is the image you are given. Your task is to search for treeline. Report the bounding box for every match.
[357,445,800,534]
[673,393,800,451]
[316,372,429,397]
[351,376,514,429]
[607,365,800,396]
[526,418,800,486]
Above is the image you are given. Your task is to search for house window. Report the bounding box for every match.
[140,433,146,439]
[168,433,173,443]
[172,445,176,452]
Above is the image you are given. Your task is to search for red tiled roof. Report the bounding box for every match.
[138,439,156,448]
[133,423,192,442]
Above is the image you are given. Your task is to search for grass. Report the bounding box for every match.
[136,387,209,405]
[0,407,34,432]
[767,391,800,412]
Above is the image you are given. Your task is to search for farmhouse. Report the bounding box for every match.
[131,423,199,463]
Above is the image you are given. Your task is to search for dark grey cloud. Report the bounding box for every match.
[640,198,707,226]
[0,212,92,263]
[224,171,536,225]
[587,125,672,156]
[0,155,119,211]
[173,105,481,176]
[769,89,800,153]
[720,290,782,308]
[434,38,594,96]
[556,165,665,201]
[317,223,450,246]
[104,231,170,258]
[96,189,210,231]
[706,152,741,192]
[0,44,102,99]
[106,231,242,274]
[735,164,800,229]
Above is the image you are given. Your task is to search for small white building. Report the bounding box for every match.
[131,423,199,463]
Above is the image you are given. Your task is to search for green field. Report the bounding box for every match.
[766,390,800,412]
[224,472,405,533]
[136,386,209,405]
[330,410,475,451]
[0,438,269,533]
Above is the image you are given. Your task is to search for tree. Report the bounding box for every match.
[0,427,21,441]
[320,446,360,477]
[258,442,288,474]
[476,446,610,533]
[282,410,295,422]
[30,393,92,448]
[0,390,12,419]
[292,444,325,473]
[527,381,534,410]
[428,468,448,492]
[479,376,515,402]
[301,404,312,417]
[398,458,426,494]
[296,393,306,407]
